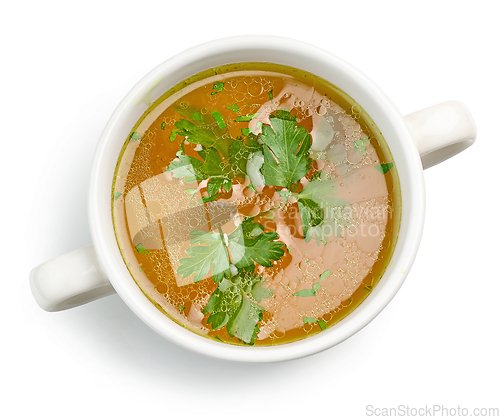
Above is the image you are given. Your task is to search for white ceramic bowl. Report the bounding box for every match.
[30,36,476,362]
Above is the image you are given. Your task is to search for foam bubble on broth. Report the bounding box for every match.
[112,63,401,346]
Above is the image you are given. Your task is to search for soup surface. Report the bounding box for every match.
[112,63,401,346]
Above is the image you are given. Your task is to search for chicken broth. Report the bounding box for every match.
[112,62,401,346]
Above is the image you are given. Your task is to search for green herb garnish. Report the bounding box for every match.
[353,136,370,156]
[268,90,273,101]
[211,111,226,129]
[246,183,257,194]
[226,103,240,112]
[175,218,285,345]
[173,119,228,156]
[297,198,324,238]
[160,121,166,130]
[294,282,321,297]
[375,162,394,174]
[211,82,225,95]
[135,243,150,255]
[179,305,185,311]
[203,273,272,345]
[130,132,142,141]
[167,113,262,201]
[319,269,331,281]
[235,113,260,122]
[177,218,284,283]
[192,112,204,122]
[303,317,326,330]
[113,192,122,200]
[228,217,285,273]
[177,230,231,283]
[169,128,180,142]
[259,110,312,190]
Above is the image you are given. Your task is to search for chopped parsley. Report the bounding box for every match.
[191,112,204,122]
[319,269,331,281]
[353,136,370,156]
[226,103,240,112]
[375,162,394,174]
[235,113,260,122]
[226,104,240,112]
[130,132,142,141]
[294,282,321,297]
[135,243,150,255]
[211,111,226,129]
[211,82,224,95]
[203,273,273,345]
[169,128,180,142]
[303,317,326,330]
[246,183,257,194]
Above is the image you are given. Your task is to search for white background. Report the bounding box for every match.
[2,1,499,419]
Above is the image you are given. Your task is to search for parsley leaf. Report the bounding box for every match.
[167,141,227,185]
[228,217,285,273]
[228,134,262,178]
[173,113,231,158]
[375,162,394,174]
[298,178,346,208]
[294,282,321,297]
[294,177,350,240]
[211,111,226,129]
[167,110,262,197]
[246,183,257,194]
[211,82,224,95]
[174,119,220,151]
[130,132,142,142]
[192,112,204,122]
[259,110,312,190]
[303,316,317,324]
[235,113,260,122]
[319,269,331,281]
[353,136,370,156]
[303,317,327,330]
[297,197,324,238]
[135,243,150,255]
[203,273,272,344]
[177,230,230,283]
[226,103,240,112]
[176,217,284,284]
[169,128,180,142]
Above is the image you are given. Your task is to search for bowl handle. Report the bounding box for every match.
[30,245,115,311]
[404,100,476,169]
